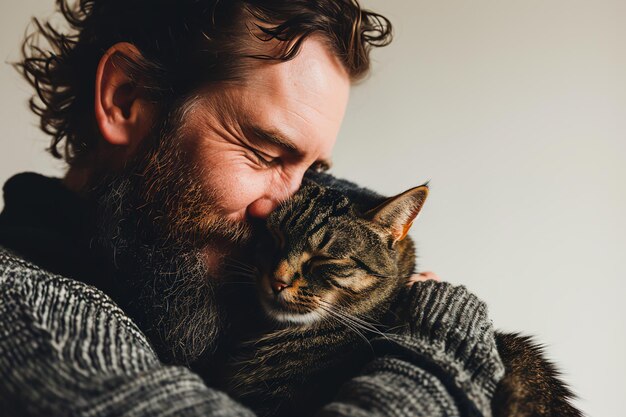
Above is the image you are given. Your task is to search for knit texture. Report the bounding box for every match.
[0,247,255,417]
[0,246,504,417]
[379,281,506,417]
[319,357,460,417]
[0,174,504,416]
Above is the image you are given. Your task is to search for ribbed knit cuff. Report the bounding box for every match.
[376,281,505,417]
[319,357,460,417]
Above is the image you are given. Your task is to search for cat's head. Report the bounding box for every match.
[257,181,428,327]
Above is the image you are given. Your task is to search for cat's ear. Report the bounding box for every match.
[365,183,429,244]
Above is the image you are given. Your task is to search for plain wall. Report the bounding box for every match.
[1,2,624,416]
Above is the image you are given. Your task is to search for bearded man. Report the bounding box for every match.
[0,1,505,416]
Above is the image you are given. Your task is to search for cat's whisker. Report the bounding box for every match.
[317,300,391,341]
[223,274,257,283]
[318,304,372,349]
[224,256,257,268]
[386,324,410,333]
[223,264,258,276]
[334,309,382,330]
[317,299,381,331]
[223,265,259,277]
[223,270,257,278]
[317,302,382,341]
[336,314,383,339]
[223,258,259,273]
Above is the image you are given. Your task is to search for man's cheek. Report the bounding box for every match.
[215,172,270,217]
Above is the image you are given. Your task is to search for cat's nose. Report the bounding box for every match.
[271,277,291,294]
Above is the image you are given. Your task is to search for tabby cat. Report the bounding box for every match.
[204,172,583,417]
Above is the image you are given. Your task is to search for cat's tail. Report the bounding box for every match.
[492,331,584,417]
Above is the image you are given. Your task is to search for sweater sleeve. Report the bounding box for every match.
[337,280,506,417]
[0,255,502,417]
[0,264,256,417]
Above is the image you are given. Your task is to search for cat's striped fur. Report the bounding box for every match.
[211,172,583,417]
[209,179,423,416]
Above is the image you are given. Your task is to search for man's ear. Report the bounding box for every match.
[94,42,156,150]
[364,183,429,244]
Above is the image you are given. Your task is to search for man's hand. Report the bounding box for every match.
[407,271,441,285]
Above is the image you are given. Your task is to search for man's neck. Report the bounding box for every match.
[0,172,130,308]
[62,143,133,193]
[63,166,91,193]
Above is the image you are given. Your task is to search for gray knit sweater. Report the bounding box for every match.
[0,245,504,417]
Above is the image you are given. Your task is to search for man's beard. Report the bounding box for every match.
[88,100,254,364]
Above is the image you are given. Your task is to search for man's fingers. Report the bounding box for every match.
[407,271,441,286]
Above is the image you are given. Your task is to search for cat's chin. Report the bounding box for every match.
[259,297,324,327]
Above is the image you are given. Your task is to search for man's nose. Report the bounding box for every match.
[247,174,302,219]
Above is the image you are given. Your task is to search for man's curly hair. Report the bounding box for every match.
[16,0,393,165]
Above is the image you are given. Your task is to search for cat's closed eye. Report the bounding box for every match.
[304,257,353,278]
[310,262,354,279]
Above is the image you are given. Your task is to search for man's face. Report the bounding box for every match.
[93,36,350,362]
[179,36,350,273]
[187,37,349,221]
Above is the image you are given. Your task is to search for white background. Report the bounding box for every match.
[1,2,624,416]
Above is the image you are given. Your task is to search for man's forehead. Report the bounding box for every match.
[190,36,348,164]
[244,38,349,147]
[245,37,349,95]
